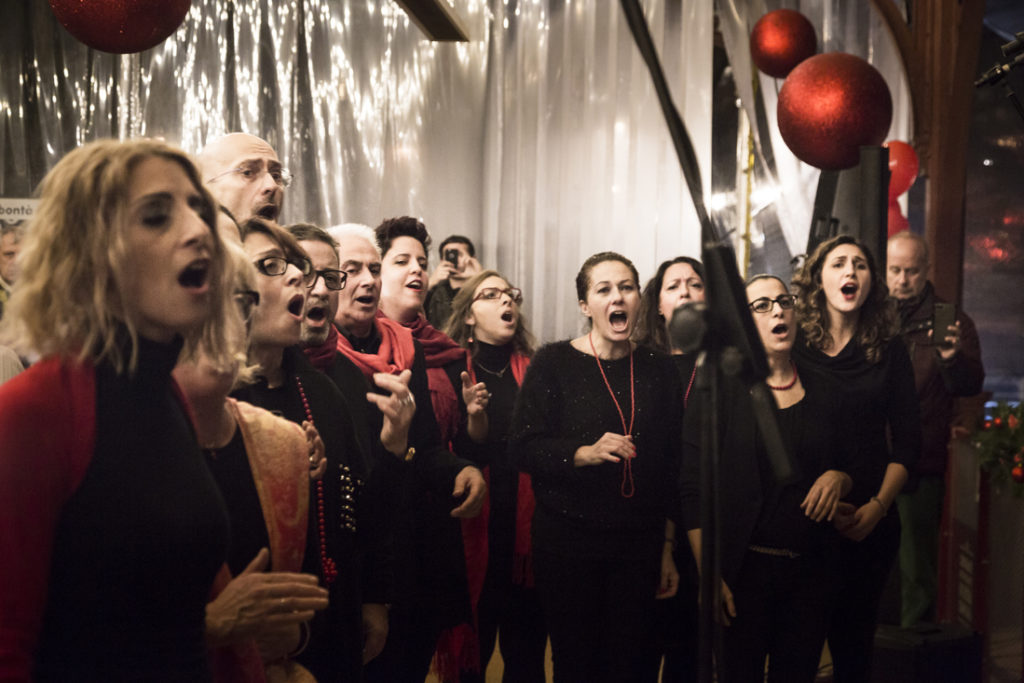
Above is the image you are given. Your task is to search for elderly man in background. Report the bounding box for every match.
[887,230,985,628]
[197,133,289,224]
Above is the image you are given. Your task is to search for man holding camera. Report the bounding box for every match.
[424,234,481,328]
[886,230,984,628]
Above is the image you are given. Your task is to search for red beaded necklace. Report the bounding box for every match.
[295,377,338,586]
[767,360,799,391]
[587,332,636,498]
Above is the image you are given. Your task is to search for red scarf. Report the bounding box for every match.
[334,312,417,379]
[434,351,534,683]
[402,314,467,444]
[302,323,340,372]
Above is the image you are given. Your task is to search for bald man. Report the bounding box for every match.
[887,230,984,628]
[197,133,289,224]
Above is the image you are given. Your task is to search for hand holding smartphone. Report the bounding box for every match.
[932,302,956,348]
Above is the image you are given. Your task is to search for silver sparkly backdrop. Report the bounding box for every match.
[1,0,713,342]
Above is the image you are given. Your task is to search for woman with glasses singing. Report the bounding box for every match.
[791,236,920,683]
[0,139,237,679]
[634,256,706,683]
[509,252,684,683]
[441,270,547,682]
[175,241,330,680]
[680,275,853,683]
[231,217,372,682]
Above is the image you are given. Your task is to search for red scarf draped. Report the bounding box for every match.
[402,314,467,444]
[302,323,340,372]
[434,351,535,683]
[333,312,417,379]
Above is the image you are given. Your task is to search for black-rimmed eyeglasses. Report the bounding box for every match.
[473,287,523,305]
[308,268,347,291]
[748,294,797,314]
[253,255,315,285]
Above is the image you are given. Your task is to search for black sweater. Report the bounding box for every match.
[792,335,921,504]
[509,341,683,559]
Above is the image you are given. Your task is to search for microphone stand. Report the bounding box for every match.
[976,30,1024,127]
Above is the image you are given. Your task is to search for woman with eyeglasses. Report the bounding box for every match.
[0,139,236,679]
[634,256,706,683]
[231,217,373,682]
[509,251,684,683]
[680,275,853,683]
[791,236,920,683]
[175,240,330,680]
[439,270,546,682]
[372,216,489,682]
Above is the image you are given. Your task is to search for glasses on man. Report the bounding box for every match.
[473,287,523,305]
[748,294,798,314]
[253,255,315,285]
[233,290,260,322]
[207,161,293,188]
[308,268,347,291]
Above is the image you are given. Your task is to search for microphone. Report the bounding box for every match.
[1002,30,1024,58]
[976,51,1024,87]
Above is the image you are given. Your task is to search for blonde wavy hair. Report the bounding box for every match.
[792,235,896,364]
[0,138,238,372]
[443,269,535,356]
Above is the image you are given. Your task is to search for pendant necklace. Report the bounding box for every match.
[588,332,636,498]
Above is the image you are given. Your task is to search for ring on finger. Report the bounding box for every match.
[402,394,415,406]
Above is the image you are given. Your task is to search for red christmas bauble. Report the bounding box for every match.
[884,140,919,202]
[887,201,909,237]
[750,10,817,78]
[778,53,893,170]
[48,0,191,54]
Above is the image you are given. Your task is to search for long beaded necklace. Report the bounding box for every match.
[767,360,799,391]
[295,377,338,585]
[587,332,636,498]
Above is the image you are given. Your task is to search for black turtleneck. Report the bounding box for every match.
[36,335,230,681]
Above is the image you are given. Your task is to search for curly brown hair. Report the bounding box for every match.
[792,235,896,364]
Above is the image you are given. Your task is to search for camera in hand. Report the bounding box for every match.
[444,248,460,267]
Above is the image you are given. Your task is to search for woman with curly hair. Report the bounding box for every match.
[443,269,546,682]
[791,235,921,683]
[0,138,237,680]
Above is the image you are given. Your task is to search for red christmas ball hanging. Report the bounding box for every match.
[48,0,192,54]
[777,52,893,171]
[750,9,818,78]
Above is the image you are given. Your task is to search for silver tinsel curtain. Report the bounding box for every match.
[1,0,713,342]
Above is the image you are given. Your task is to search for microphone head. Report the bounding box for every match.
[669,302,708,354]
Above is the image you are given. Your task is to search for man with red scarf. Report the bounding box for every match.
[295,222,485,683]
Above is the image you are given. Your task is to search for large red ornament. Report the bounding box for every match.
[777,53,893,170]
[888,201,909,237]
[48,0,191,54]
[884,140,919,202]
[750,10,817,78]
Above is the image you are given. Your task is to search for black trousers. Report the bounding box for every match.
[719,549,837,683]
[533,546,661,683]
[458,571,547,683]
[828,515,901,683]
[362,604,445,683]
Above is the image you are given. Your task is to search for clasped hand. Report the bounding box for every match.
[574,432,634,466]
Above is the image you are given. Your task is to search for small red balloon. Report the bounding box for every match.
[888,202,909,237]
[750,10,817,78]
[49,0,191,54]
[778,53,893,170]
[884,140,919,202]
